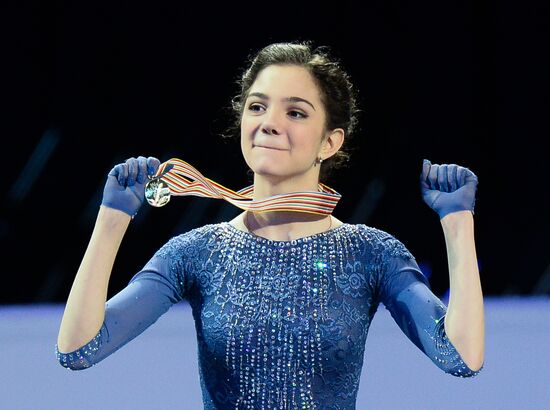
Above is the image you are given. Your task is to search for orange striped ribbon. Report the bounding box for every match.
[149,158,341,215]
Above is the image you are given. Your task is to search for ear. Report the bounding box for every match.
[320,128,345,160]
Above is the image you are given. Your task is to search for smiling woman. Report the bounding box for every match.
[234,63,348,239]
[56,40,485,410]
[224,41,361,185]
[242,65,340,184]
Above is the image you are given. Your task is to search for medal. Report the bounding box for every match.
[145,158,341,215]
[145,177,171,207]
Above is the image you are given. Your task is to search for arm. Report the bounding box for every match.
[56,156,160,355]
[377,234,482,377]
[57,206,130,353]
[56,235,187,370]
[441,211,484,372]
[419,159,485,374]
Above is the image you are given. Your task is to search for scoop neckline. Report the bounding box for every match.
[222,221,349,245]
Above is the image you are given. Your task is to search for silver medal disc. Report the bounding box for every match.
[145,178,171,207]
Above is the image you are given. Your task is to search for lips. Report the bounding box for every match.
[254,145,288,151]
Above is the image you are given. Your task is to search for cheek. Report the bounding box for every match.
[240,117,256,140]
[240,128,254,166]
[292,131,323,153]
[240,132,248,157]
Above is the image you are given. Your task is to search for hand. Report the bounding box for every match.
[420,159,478,219]
[101,156,161,217]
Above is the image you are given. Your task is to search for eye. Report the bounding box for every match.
[248,103,265,112]
[289,110,308,119]
[248,103,308,119]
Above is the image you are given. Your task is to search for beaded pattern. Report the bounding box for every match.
[191,223,373,409]
[55,324,104,369]
[430,315,484,377]
[55,222,483,408]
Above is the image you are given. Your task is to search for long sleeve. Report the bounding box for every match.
[56,235,190,370]
[377,234,483,378]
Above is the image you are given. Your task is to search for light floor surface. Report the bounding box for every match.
[0,296,548,410]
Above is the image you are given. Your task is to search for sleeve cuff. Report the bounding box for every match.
[433,316,484,378]
[55,324,105,371]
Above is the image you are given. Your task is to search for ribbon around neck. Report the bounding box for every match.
[145,158,341,215]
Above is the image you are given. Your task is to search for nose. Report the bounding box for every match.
[262,124,280,135]
[261,107,283,136]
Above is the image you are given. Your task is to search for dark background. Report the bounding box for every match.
[2,0,548,304]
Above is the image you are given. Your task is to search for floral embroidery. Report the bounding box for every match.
[336,261,368,298]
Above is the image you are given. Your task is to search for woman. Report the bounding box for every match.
[56,41,485,409]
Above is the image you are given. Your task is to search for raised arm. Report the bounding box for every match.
[56,206,130,353]
[420,159,485,372]
[56,156,160,353]
[440,211,484,371]
[377,234,482,377]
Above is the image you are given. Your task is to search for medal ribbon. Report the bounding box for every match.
[150,158,341,215]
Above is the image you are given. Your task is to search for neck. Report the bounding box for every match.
[246,171,335,240]
[250,172,323,226]
[252,172,320,201]
[244,210,332,241]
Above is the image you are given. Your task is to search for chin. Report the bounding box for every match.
[252,166,287,178]
[246,157,283,174]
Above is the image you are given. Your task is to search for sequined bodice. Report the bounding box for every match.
[188,224,379,409]
[56,222,483,409]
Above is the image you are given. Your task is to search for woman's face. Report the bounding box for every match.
[240,64,330,181]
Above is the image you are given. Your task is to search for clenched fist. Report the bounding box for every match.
[101,156,161,217]
[420,159,478,219]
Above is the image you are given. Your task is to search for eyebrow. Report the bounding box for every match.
[247,92,316,111]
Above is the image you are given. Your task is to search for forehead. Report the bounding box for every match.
[248,65,321,101]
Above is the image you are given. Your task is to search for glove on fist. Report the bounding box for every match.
[101,156,161,217]
[420,159,478,219]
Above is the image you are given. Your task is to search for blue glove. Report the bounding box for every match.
[101,156,161,217]
[420,159,478,219]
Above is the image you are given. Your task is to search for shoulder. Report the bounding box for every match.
[155,223,226,260]
[345,223,415,261]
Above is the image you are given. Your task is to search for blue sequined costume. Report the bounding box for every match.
[56,222,483,409]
